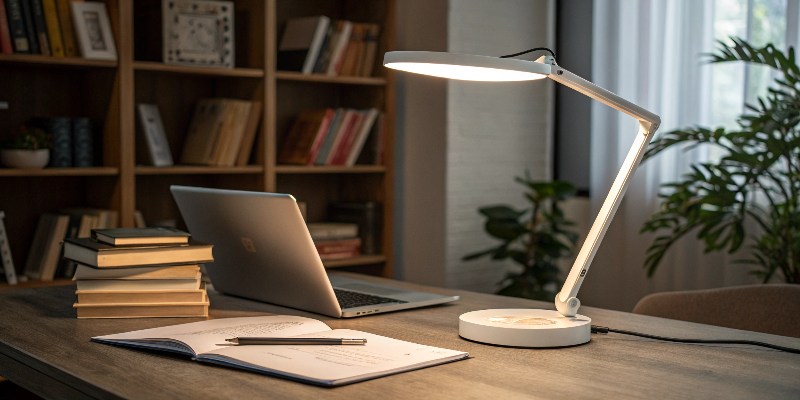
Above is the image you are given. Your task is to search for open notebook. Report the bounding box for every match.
[92,316,469,386]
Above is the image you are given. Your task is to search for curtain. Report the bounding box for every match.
[579,0,771,311]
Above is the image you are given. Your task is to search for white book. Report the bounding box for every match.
[0,212,17,285]
[93,315,469,386]
[73,264,201,280]
[326,21,353,76]
[137,104,174,167]
[76,278,201,291]
[324,110,357,165]
[346,108,380,166]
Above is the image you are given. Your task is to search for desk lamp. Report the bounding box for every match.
[384,50,660,347]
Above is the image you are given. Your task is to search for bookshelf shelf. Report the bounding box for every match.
[133,61,265,78]
[0,167,120,177]
[275,165,386,174]
[275,71,387,86]
[135,165,265,175]
[0,54,117,68]
[322,255,387,269]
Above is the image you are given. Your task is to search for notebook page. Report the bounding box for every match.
[197,329,469,385]
[93,316,331,355]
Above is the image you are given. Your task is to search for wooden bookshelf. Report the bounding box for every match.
[0,0,396,282]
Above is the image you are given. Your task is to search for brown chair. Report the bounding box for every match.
[632,284,800,338]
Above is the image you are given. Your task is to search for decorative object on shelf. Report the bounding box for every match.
[162,0,235,69]
[0,211,18,285]
[385,47,660,347]
[641,38,800,285]
[1,124,50,169]
[40,117,71,167]
[136,104,173,167]
[464,177,577,301]
[72,118,92,167]
[70,1,117,60]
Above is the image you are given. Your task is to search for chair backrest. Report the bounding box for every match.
[632,284,800,338]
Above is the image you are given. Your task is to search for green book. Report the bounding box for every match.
[91,227,191,246]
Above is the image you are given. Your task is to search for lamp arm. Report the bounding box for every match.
[541,60,661,317]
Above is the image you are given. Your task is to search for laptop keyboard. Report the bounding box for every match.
[333,288,407,309]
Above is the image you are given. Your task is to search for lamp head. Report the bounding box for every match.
[383,51,551,82]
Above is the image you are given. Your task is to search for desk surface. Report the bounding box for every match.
[1,272,799,399]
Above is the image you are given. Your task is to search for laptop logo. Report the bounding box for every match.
[241,238,256,252]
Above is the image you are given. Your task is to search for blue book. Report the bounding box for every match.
[46,118,72,168]
[315,109,343,165]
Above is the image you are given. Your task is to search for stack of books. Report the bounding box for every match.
[278,108,384,166]
[307,223,361,260]
[179,98,263,167]
[278,16,381,77]
[63,227,214,319]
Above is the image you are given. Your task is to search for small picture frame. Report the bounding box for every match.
[70,2,118,61]
[162,0,235,68]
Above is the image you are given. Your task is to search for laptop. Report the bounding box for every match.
[171,186,459,318]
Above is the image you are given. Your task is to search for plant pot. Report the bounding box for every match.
[0,149,50,169]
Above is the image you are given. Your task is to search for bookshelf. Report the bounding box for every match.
[0,0,396,283]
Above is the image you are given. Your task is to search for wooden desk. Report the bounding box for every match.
[1,272,799,399]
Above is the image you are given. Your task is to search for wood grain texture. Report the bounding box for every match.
[133,62,264,78]
[0,167,119,177]
[0,272,799,399]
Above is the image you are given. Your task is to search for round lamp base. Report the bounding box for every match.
[459,309,591,348]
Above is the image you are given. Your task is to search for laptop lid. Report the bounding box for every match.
[170,186,343,318]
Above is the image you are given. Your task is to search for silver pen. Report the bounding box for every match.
[225,337,367,345]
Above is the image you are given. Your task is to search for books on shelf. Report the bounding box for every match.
[0,0,85,57]
[307,222,361,260]
[66,227,213,319]
[278,16,381,77]
[0,211,18,285]
[136,104,174,167]
[23,213,69,281]
[180,98,262,167]
[329,202,382,255]
[91,315,469,386]
[278,108,384,167]
[307,222,358,241]
[28,117,95,168]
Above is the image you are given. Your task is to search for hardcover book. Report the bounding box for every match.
[29,0,49,55]
[63,238,213,268]
[92,227,191,246]
[41,0,63,56]
[5,0,31,53]
[0,211,18,285]
[19,0,39,53]
[277,15,330,74]
[0,1,14,53]
[72,118,93,167]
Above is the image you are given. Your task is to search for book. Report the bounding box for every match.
[358,24,380,77]
[329,202,382,255]
[134,210,147,228]
[346,108,380,166]
[54,0,75,56]
[314,108,344,165]
[40,0,61,55]
[74,296,209,318]
[318,250,360,260]
[305,109,335,166]
[219,100,252,166]
[315,238,360,254]
[76,278,201,291]
[312,22,335,74]
[61,208,118,229]
[136,104,174,167]
[329,111,364,166]
[307,222,358,241]
[278,109,334,165]
[5,0,30,52]
[235,101,262,166]
[63,238,213,268]
[0,211,18,285]
[277,16,330,74]
[339,23,364,76]
[324,110,359,165]
[73,264,200,280]
[91,315,469,386]
[41,117,72,167]
[76,284,207,304]
[72,118,92,167]
[181,99,231,165]
[23,213,54,280]
[19,0,38,53]
[92,227,191,246]
[23,214,69,281]
[325,20,352,76]
[58,213,96,278]
[29,0,48,55]
[0,1,13,53]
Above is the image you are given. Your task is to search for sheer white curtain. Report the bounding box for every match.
[579,0,761,311]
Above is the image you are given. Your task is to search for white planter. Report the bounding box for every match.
[0,149,50,169]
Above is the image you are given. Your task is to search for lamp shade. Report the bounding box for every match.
[383,51,550,82]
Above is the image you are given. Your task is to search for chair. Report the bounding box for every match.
[632,284,800,338]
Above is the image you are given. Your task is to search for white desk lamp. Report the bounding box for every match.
[384,50,660,347]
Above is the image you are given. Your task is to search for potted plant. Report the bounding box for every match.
[463,175,579,301]
[641,38,799,284]
[1,124,51,169]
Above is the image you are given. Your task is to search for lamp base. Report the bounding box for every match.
[459,309,591,348]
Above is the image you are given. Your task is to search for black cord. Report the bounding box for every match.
[499,47,556,59]
[591,325,800,354]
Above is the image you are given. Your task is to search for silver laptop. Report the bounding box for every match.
[171,186,458,318]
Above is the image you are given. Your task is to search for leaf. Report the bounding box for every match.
[485,219,525,240]
[478,205,526,220]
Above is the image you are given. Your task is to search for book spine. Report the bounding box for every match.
[326,21,352,76]
[318,250,360,260]
[5,0,30,53]
[0,1,15,53]
[72,118,92,167]
[54,0,74,56]
[40,0,61,56]
[327,112,360,165]
[236,101,262,166]
[0,212,18,285]
[48,117,72,167]
[312,24,335,74]
[306,109,334,165]
[19,0,38,53]
[29,0,48,55]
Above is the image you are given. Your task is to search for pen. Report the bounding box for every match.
[225,337,367,345]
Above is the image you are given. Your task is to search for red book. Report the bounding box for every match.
[306,109,336,166]
[324,111,358,165]
[0,2,14,54]
[331,112,365,165]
